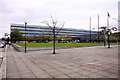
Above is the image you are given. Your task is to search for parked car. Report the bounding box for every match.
[0,41,6,48]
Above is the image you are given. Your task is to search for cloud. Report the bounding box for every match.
[0,0,119,37]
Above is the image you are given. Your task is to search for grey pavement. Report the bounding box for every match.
[0,47,6,79]
[1,45,118,79]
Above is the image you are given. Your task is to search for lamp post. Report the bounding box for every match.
[108,31,110,48]
[107,12,110,48]
[53,26,56,54]
[25,22,27,53]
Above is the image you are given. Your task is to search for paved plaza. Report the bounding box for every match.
[0,45,118,79]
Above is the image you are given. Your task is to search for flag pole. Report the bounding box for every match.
[98,14,99,43]
[107,12,110,29]
[89,17,91,43]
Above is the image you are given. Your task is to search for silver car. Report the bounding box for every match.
[0,41,5,48]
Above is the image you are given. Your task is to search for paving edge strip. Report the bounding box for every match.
[1,46,7,79]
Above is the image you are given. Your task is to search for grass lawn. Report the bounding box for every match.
[16,42,104,47]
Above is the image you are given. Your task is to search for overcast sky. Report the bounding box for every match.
[0,0,119,38]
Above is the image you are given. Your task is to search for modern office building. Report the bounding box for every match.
[11,24,98,41]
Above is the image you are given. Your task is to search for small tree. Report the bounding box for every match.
[11,29,23,43]
[100,26,118,47]
[26,36,34,43]
[113,32,120,42]
[36,35,49,43]
[42,17,65,54]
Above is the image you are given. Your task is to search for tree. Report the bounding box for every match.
[26,36,34,43]
[36,35,50,43]
[99,26,118,47]
[42,17,65,54]
[110,32,120,42]
[56,35,72,43]
[11,29,23,42]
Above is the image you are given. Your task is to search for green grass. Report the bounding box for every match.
[110,43,119,45]
[16,42,103,47]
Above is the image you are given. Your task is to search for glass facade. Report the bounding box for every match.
[11,24,98,40]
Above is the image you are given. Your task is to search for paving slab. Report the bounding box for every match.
[1,45,118,79]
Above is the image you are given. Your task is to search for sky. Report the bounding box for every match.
[0,0,119,38]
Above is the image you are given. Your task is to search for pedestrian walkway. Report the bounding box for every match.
[2,45,119,79]
[0,47,6,80]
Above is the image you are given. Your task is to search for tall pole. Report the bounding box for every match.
[98,14,100,43]
[90,17,91,43]
[53,26,56,54]
[107,12,110,48]
[107,13,109,29]
[108,31,110,48]
[85,31,86,42]
[25,22,27,53]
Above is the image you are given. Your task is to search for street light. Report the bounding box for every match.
[25,22,27,53]
[107,27,117,48]
[107,12,110,48]
[107,30,111,48]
